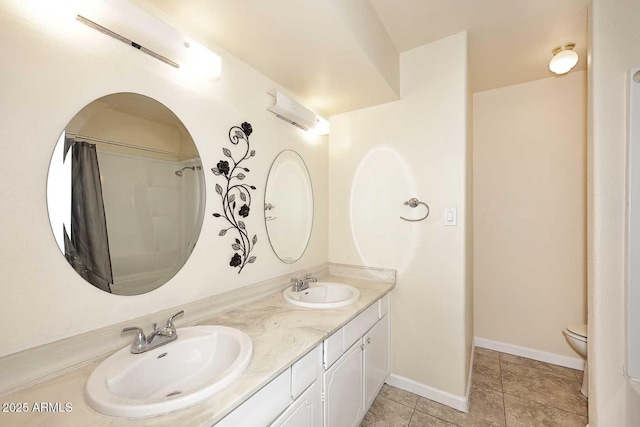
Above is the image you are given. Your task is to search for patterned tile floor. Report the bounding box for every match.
[362,348,588,427]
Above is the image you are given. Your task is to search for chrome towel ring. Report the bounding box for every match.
[400,198,430,222]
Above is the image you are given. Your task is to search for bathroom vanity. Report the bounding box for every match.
[9,86,395,426]
[0,269,393,427]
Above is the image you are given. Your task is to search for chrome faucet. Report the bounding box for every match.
[122,310,184,354]
[290,274,317,292]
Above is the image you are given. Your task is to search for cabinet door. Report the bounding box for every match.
[215,369,291,427]
[272,382,318,427]
[364,315,389,411]
[323,341,364,427]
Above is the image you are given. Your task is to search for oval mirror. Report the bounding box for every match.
[264,150,313,263]
[46,93,206,295]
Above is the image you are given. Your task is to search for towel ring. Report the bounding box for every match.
[400,198,430,222]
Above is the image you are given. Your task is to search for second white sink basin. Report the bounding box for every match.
[283,282,360,309]
[85,325,252,418]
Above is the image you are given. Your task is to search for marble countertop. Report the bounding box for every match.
[0,275,393,427]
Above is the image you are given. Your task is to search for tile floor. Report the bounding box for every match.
[362,348,588,427]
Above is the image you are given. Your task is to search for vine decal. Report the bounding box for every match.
[212,122,257,273]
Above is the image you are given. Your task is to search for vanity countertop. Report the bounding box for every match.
[0,275,393,426]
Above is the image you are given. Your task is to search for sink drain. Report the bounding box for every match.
[166,391,182,397]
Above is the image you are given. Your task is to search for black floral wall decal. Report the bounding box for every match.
[212,122,258,273]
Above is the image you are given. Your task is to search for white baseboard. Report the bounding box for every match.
[474,337,585,371]
[386,374,469,412]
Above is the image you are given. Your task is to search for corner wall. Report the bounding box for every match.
[328,32,471,399]
[473,72,587,360]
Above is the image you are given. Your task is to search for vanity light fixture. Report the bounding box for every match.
[313,116,331,136]
[76,0,221,81]
[76,15,179,68]
[549,43,579,75]
[268,90,330,135]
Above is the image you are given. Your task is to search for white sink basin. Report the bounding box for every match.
[283,282,360,309]
[85,325,252,418]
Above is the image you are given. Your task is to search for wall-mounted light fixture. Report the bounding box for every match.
[77,0,221,81]
[549,43,579,75]
[268,90,330,135]
[77,15,179,68]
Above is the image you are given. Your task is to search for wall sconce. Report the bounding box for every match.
[77,0,221,81]
[549,43,578,75]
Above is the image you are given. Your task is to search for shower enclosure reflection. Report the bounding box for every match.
[47,93,206,295]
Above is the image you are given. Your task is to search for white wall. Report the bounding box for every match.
[0,0,328,358]
[329,33,470,398]
[590,0,640,425]
[473,72,587,358]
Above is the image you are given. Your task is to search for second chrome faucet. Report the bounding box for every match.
[122,310,184,354]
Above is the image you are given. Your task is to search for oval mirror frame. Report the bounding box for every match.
[264,150,314,264]
[46,93,206,295]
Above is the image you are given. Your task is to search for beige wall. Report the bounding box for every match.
[590,0,640,425]
[329,32,471,398]
[0,0,328,358]
[473,72,587,358]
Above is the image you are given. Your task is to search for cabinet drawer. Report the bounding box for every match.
[292,345,320,399]
[323,327,344,369]
[343,303,378,350]
[215,369,292,427]
[378,294,389,318]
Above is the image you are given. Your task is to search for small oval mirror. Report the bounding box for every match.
[264,150,313,263]
[46,93,206,295]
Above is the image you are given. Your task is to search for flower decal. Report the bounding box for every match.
[217,160,230,176]
[229,253,242,267]
[212,123,258,273]
[241,122,253,137]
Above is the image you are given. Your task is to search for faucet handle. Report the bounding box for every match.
[303,273,317,282]
[122,327,147,352]
[166,310,184,329]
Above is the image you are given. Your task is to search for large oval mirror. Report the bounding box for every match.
[264,150,313,263]
[46,93,206,295]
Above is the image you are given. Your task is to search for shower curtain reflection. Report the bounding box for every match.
[64,139,114,293]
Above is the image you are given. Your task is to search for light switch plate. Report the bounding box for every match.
[443,207,457,226]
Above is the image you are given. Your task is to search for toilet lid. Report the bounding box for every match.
[566,323,587,338]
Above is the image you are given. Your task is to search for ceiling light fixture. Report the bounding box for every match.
[549,43,579,75]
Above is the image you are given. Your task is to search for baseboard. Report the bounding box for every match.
[474,337,585,371]
[386,374,469,412]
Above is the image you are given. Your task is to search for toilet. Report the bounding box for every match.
[564,323,588,397]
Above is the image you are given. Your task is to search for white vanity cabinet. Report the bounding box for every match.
[322,295,390,427]
[363,315,389,409]
[323,341,365,426]
[215,346,322,427]
[215,293,390,427]
[272,382,318,427]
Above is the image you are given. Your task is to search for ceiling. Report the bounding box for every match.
[135,0,588,117]
[370,0,589,94]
